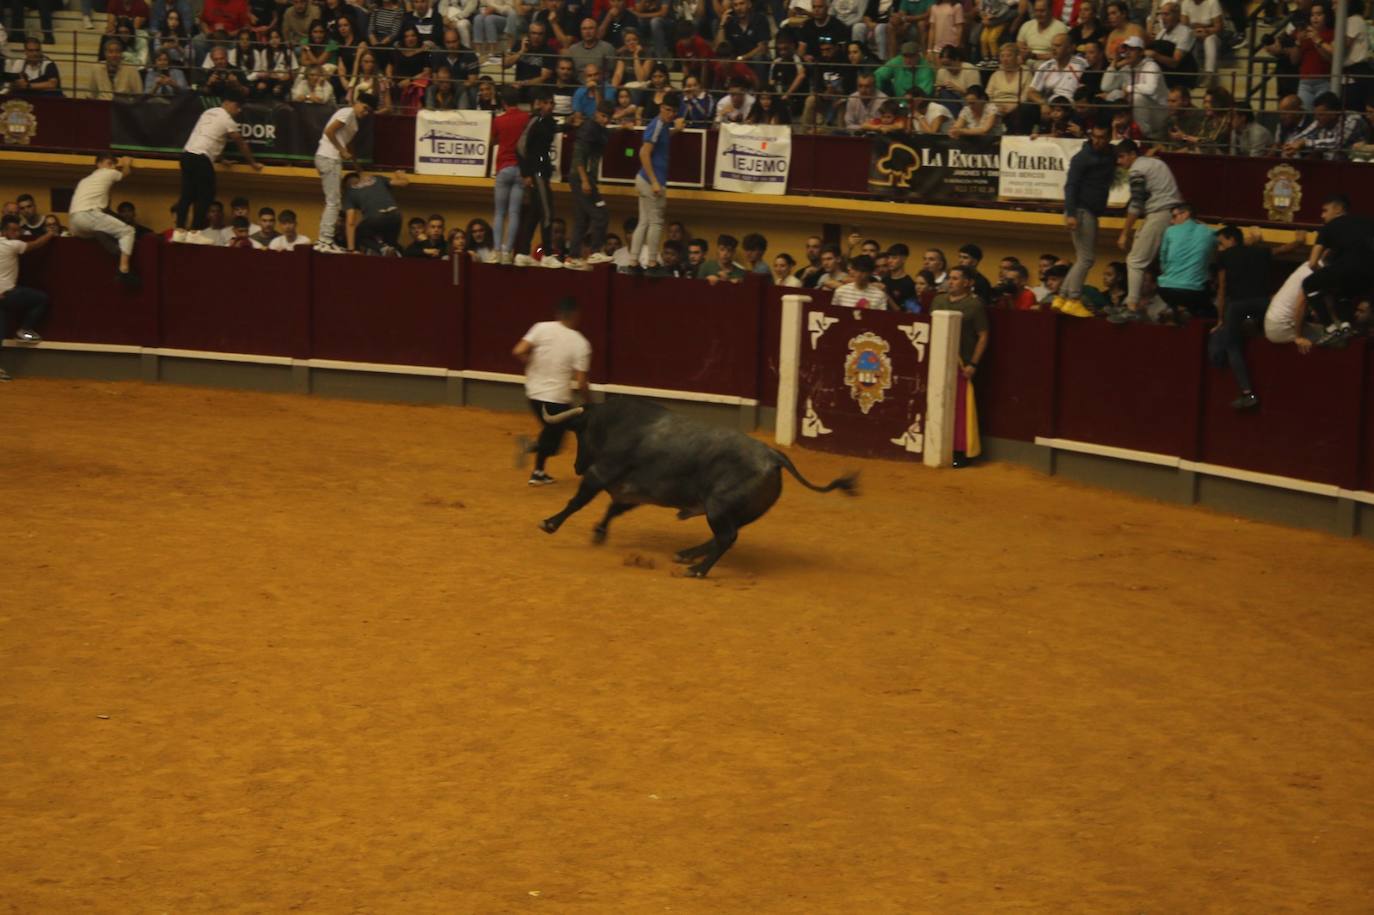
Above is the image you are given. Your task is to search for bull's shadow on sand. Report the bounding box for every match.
[575,524,817,576]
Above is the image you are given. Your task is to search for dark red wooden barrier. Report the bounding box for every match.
[1199,340,1367,489]
[17,230,1374,497]
[18,236,160,346]
[605,272,766,398]
[310,254,460,367]
[758,285,834,408]
[461,260,611,380]
[1053,319,1207,459]
[158,244,312,357]
[977,308,1057,444]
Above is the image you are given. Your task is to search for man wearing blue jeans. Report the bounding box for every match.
[628,91,683,271]
[491,85,530,264]
[0,215,56,382]
[314,93,376,253]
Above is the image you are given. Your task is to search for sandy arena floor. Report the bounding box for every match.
[2,379,1372,913]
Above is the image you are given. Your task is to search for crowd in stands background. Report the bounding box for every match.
[4,0,1374,155]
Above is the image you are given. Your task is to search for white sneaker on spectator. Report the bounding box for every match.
[485,55,502,65]
[14,329,42,343]
[172,228,188,243]
[0,367,10,382]
[541,256,564,269]
[562,258,592,271]
[500,251,514,265]
[584,252,613,264]
[480,249,499,264]
[184,230,214,245]
[82,13,93,26]
[316,241,344,254]
[514,254,537,267]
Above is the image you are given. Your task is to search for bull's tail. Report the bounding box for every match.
[773,450,859,496]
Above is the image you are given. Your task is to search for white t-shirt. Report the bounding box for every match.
[0,237,27,295]
[1347,15,1369,65]
[206,226,234,246]
[183,107,241,160]
[1263,262,1313,340]
[1180,0,1221,25]
[269,234,313,250]
[316,107,358,160]
[70,167,123,213]
[831,281,889,310]
[522,320,592,403]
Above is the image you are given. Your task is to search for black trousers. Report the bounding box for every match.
[1208,296,1266,394]
[3,0,56,39]
[1,286,49,341]
[354,211,401,253]
[515,173,554,257]
[1158,286,1215,319]
[528,399,574,471]
[568,175,608,259]
[1301,261,1374,325]
[173,151,216,231]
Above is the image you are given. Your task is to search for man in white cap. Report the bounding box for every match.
[1100,35,1169,137]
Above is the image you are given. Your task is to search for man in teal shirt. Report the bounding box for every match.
[873,41,934,100]
[1156,203,1217,322]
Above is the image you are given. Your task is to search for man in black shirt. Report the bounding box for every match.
[883,243,918,313]
[405,214,447,257]
[432,28,482,103]
[569,100,612,264]
[504,21,558,100]
[1211,225,1309,408]
[956,243,995,304]
[718,0,770,83]
[515,88,579,265]
[1303,194,1374,346]
[768,32,808,117]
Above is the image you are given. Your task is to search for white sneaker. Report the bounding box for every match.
[584,252,613,264]
[485,55,502,65]
[315,241,343,253]
[562,258,592,271]
[513,254,537,267]
[172,228,188,243]
[541,256,563,269]
[82,13,93,27]
[184,230,215,245]
[499,251,514,265]
[480,249,499,264]
[15,329,42,343]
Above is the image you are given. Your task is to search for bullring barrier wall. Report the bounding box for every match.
[9,236,1374,538]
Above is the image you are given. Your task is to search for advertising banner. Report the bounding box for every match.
[111,95,372,162]
[797,304,932,461]
[712,123,792,195]
[867,134,999,203]
[414,109,491,176]
[998,135,1129,207]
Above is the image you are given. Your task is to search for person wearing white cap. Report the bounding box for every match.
[1100,34,1169,137]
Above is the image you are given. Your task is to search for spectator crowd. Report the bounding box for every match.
[3,0,1374,156]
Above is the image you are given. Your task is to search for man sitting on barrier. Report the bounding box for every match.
[0,214,56,382]
[68,153,138,285]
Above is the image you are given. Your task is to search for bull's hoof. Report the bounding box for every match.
[685,564,710,578]
[672,551,693,564]
[539,518,560,534]
[591,526,607,544]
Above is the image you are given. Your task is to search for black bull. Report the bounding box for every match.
[537,398,858,577]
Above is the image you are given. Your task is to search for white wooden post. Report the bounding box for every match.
[774,294,810,446]
[924,310,962,468]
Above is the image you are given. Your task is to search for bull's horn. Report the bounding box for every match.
[542,406,585,424]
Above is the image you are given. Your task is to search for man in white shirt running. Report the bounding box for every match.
[172,91,262,245]
[315,92,377,254]
[512,296,592,486]
[68,153,138,283]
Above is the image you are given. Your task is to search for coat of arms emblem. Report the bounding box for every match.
[1263,164,1302,222]
[843,332,892,415]
[1,100,37,146]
